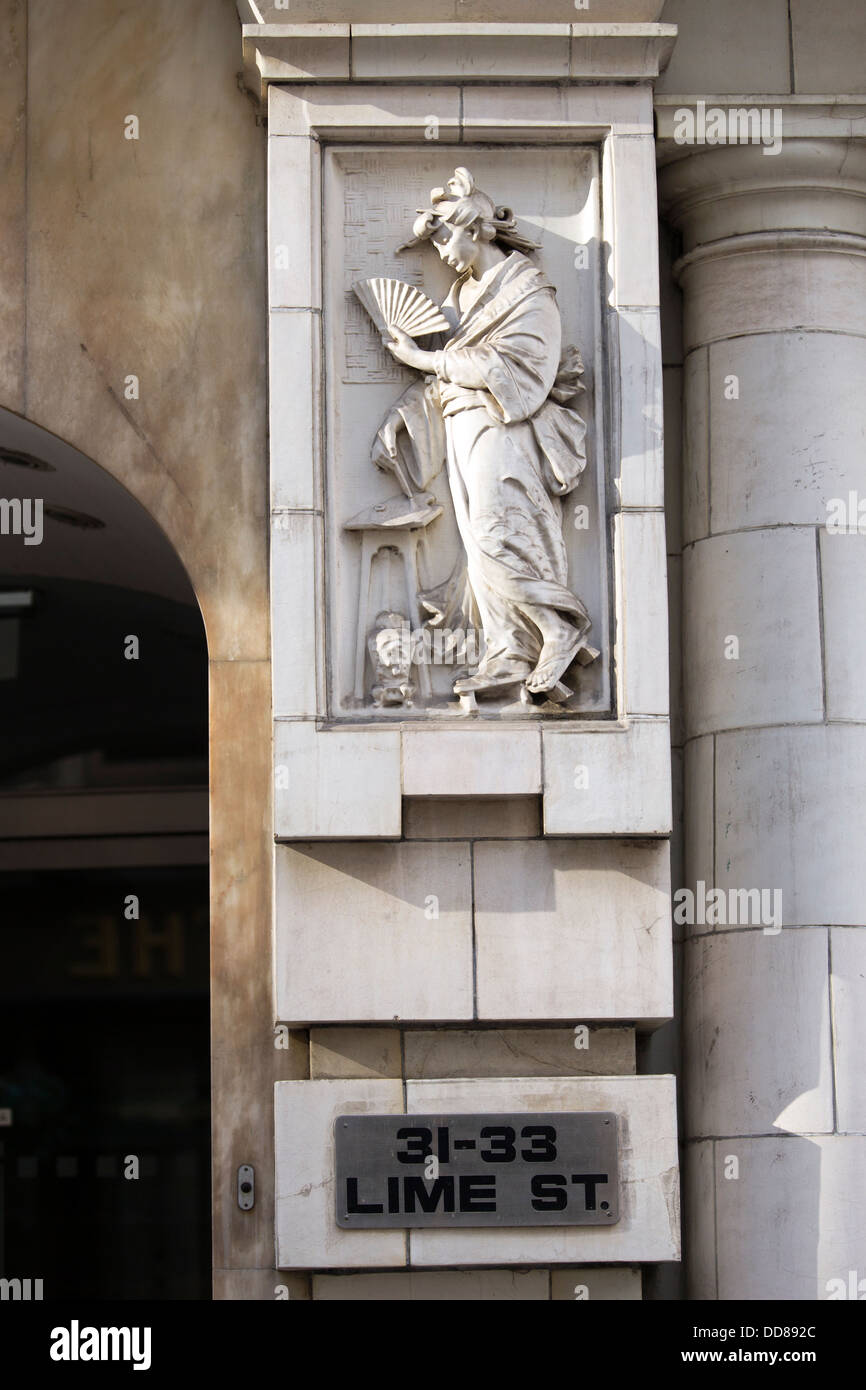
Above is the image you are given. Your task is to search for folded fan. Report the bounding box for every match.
[353,277,450,339]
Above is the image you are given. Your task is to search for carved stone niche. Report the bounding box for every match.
[327,149,610,721]
[261,26,674,829]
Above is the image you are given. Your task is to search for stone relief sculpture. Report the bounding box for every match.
[367,610,416,709]
[346,167,599,713]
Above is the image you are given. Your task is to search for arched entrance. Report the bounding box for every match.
[0,408,210,1299]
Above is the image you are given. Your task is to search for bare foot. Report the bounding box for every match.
[525,631,584,693]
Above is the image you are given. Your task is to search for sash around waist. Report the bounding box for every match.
[439,382,495,419]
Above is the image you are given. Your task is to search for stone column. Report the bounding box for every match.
[660,138,866,1300]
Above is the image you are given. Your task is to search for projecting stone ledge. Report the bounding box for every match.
[237,1,669,28]
[238,14,677,98]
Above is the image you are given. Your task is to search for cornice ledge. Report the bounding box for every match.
[240,21,677,100]
[236,0,669,20]
[656,96,866,157]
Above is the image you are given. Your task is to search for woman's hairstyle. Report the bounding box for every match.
[398,167,541,255]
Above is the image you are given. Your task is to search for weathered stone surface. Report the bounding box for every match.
[681,345,709,545]
[268,81,462,139]
[544,721,672,836]
[829,928,866,1134]
[402,797,542,840]
[252,24,350,86]
[244,2,667,20]
[461,84,652,141]
[714,1136,866,1301]
[404,1027,636,1078]
[402,730,541,797]
[682,1140,716,1300]
[680,254,866,354]
[669,746,684,935]
[619,308,665,510]
[667,554,683,748]
[684,930,833,1138]
[621,511,669,715]
[609,138,660,307]
[310,1028,402,1080]
[820,531,866,722]
[708,334,866,533]
[25,0,269,663]
[310,1265,643,1299]
[790,0,866,94]
[270,310,321,510]
[275,1079,406,1269]
[313,1270,548,1300]
[714,726,866,927]
[213,1270,310,1300]
[211,662,304,1280]
[550,1267,642,1300]
[271,514,321,718]
[683,735,713,937]
[0,0,25,412]
[275,841,473,1022]
[672,143,866,1307]
[268,135,321,309]
[683,530,823,737]
[274,722,401,840]
[656,0,791,95]
[474,839,672,1022]
[351,24,572,82]
[405,1077,680,1265]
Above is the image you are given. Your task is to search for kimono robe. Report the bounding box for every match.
[372,250,591,684]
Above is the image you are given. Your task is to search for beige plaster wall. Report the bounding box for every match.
[0,0,303,1296]
[1,0,267,660]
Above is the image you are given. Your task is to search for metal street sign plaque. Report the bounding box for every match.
[335,1112,620,1228]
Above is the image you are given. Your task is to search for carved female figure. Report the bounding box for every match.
[375,167,596,699]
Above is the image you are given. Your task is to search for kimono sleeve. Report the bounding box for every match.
[437,288,562,423]
[371,376,447,492]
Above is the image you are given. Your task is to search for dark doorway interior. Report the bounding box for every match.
[0,410,209,1299]
[0,867,210,1299]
